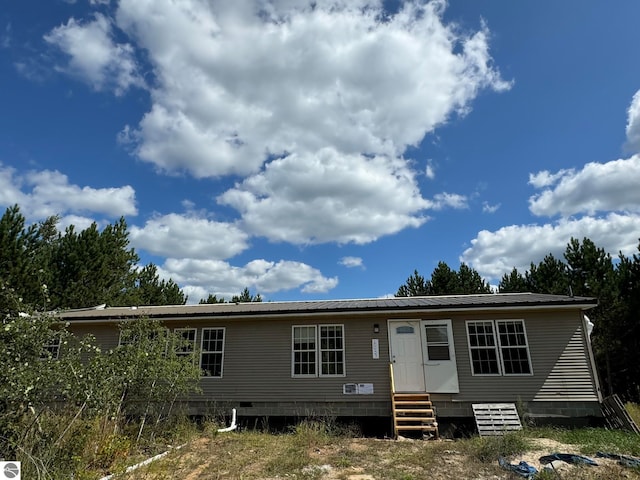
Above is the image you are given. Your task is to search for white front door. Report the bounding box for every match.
[422,320,459,393]
[389,319,460,394]
[388,320,425,392]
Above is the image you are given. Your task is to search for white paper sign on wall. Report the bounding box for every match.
[372,338,379,359]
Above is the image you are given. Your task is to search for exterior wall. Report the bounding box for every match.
[189,315,390,405]
[69,314,392,408]
[68,306,601,418]
[442,309,600,404]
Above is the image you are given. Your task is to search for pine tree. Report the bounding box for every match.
[525,254,569,295]
[231,287,262,303]
[498,267,528,293]
[127,264,187,306]
[199,294,226,304]
[396,270,429,296]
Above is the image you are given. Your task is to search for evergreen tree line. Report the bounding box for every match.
[396,237,640,402]
[0,205,187,310]
[0,205,264,311]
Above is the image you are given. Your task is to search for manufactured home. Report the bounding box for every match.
[59,293,602,434]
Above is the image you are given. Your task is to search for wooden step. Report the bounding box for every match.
[396,425,439,431]
[390,365,439,439]
[394,393,431,399]
[396,417,437,423]
[395,408,434,414]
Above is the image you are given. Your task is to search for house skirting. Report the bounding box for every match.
[185,399,601,420]
[432,400,602,421]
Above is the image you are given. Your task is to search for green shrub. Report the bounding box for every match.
[463,432,532,463]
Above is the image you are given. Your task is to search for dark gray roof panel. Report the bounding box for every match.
[58,293,597,321]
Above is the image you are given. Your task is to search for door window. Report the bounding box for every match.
[425,325,450,361]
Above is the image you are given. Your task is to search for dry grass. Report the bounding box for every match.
[118,422,640,480]
[626,402,640,428]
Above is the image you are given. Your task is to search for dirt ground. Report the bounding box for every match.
[126,434,640,480]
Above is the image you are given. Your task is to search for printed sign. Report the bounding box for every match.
[342,383,374,395]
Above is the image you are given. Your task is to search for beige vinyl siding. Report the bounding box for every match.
[532,319,598,401]
[69,324,121,351]
[67,306,598,409]
[195,317,390,403]
[450,310,598,403]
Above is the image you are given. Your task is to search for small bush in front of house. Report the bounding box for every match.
[462,431,532,463]
[0,307,202,479]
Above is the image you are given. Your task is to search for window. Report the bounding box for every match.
[396,325,415,334]
[41,335,61,360]
[424,325,451,361]
[467,321,500,375]
[466,320,532,376]
[174,328,197,357]
[118,328,168,347]
[320,325,344,376]
[497,320,532,375]
[201,328,225,377]
[293,326,317,376]
[292,325,345,377]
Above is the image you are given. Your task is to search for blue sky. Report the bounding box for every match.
[2,0,640,303]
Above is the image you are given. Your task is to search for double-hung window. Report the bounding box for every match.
[118,328,168,349]
[292,325,345,377]
[41,335,61,360]
[466,320,532,376]
[497,320,532,375]
[200,328,225,377]
[174,328,197,358]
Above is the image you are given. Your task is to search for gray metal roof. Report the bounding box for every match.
[58,293,596,322]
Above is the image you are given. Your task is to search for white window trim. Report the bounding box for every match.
[200,327,225,378]
[174,327,197,356]
[466,319,533,377]
[292,324,346,378]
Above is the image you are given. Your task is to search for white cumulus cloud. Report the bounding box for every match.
[130,213,249,260]
[528,169,573,189]
[159,257,338,302]
[482,201,500,214]
[626,89,640,153]
[461,213,640,280]
[528,156,640,217]
[464,89,640,283]
[339,256,364,269]
[425,160,436,180]
[43,0,509,247]
[0,164,137,220]
[44,13,143,95]
[113,0,508,177]
[218,148,429,244]
[427,192,469,211]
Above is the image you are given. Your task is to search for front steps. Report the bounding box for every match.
[392,392,439,439]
